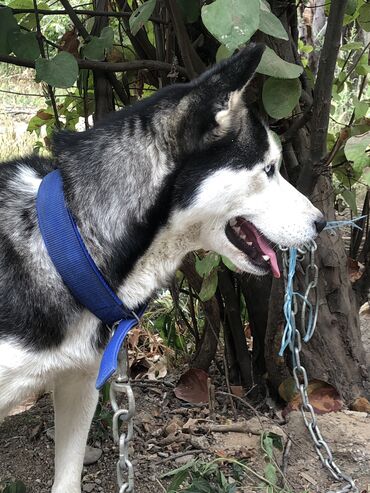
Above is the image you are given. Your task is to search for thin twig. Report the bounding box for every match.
[8,7,167,23]
[0,54,187,76]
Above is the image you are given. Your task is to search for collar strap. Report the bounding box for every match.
[36,169,145,389]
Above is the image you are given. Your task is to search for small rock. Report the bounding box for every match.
[82,483,95,492]
[83,446,103,466]
[175,454,194,465]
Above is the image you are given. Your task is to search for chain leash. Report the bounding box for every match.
[110,341,136,493]
[280,242,358,493]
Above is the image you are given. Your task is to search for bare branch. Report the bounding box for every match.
[8,7,167,23]
[0,54,187,76]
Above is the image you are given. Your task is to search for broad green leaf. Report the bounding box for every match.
[262,77,301,119]
[267,431,284,451]
[260,0,271,11]
[257,46,303,79]
[344,131,370,171]
[340,41,364,51]
[161,460,195,478]
[84,26,114,61]
[258,9,288,40]
[222,255,237,272]
[354,100,368,120]
[363,168,370,187]
[199,268,218,302]
[8,0,49,29]
[8,30,40,60]
[262,434,275,460]
[216,44,232,62]
[358,2,370,31]
[129,0,156,36]
[35,52,78,88]
[195,252,220,277]
[201,0,260,52]
[176,0,200,23]
[341,188,357,214]
[0,7,19,55]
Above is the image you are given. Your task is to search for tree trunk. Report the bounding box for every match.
[266,177,370,403]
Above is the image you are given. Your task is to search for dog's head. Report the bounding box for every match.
[154,44,325,278]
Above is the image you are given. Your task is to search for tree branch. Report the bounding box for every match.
[33,0,61,128]
[0,54,187,76]
[164,0,205,79]
[8,7,166,23]
[297,0,348,197]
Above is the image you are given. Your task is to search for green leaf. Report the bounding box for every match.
[354,100,368,120]
[176,0,200,23]
[0,7,19,55]
[216,44,232,62]
[195,252,220,277]
[341,188,357,214]
[340,41,364,51]
[201,0,260,52]
[167,469,189,492]
[84,26,114,61]
[3,480,27,493]
[344,131,370,171]
[221,255,237,272]
[262,77,301,119]
[129,0,157,36]
[258,9,288,40]
[199,268,218,302]
[161,460,195,478]
[8,30,40,60]
[264,463,277,486]
[358,2,370,31]
[184,478,212,493]
[35,52,79,89]
[257,46,303,79]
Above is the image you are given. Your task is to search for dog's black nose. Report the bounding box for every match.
[315,218,327,233]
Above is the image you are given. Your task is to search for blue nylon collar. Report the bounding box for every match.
[36,169,145,389]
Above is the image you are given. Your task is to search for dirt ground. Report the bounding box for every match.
[1,378,370,493]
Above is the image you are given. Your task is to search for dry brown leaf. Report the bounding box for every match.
[351,397,370,413]
[348,257,365,283]
[174,368,209,404]
[283,379,343,416]
[230,385,245,398]
[59,28,79,58]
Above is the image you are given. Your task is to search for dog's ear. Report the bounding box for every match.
[193,43,265,96]
[183,43,265,144]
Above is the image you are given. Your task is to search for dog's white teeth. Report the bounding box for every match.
[262,255,270,261]
[240,234,247,240]
[233,226,241,235]
[230,218,237,227]
[246,241,253,246]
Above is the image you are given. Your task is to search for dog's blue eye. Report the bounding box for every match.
[264,164,275,177]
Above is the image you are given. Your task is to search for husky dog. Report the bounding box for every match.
[0,44,325,492]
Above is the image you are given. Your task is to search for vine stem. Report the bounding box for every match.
[32,0,61,128]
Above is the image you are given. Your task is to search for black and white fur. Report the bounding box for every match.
[0,45,324,492]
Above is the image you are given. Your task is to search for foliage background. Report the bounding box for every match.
[0,0,370,404]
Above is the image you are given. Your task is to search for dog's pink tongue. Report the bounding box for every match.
[245,222,280,278]
[255,236,280,278]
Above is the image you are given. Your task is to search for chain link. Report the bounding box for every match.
[110,341,136,493]
[280,244,358,493]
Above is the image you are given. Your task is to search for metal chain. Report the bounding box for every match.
[280,243,358,493]
[110,341,136,493]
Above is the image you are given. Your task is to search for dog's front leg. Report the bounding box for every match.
[52,370,99,493]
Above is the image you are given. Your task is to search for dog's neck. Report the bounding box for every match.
[57,126,197,309]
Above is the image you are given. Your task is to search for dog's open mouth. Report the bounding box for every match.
[225,217,280,278]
